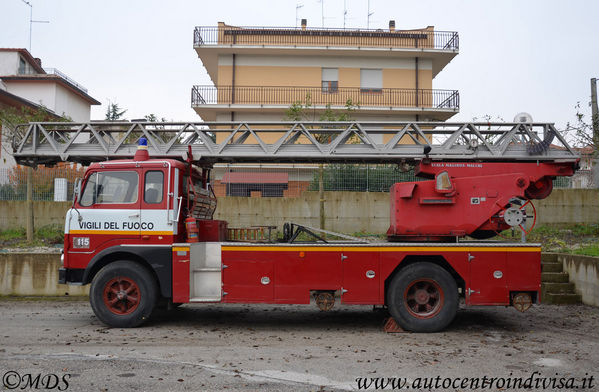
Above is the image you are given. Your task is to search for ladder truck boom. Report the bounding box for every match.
[12,121,578,165]
[12,121,579,332]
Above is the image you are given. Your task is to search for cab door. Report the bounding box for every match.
[140,167,171,243]
[70,169,141,253]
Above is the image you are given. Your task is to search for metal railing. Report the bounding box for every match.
[0,166,85,201]
[193,25,459,50]
[43,68,88,93]
[191,85,459,110]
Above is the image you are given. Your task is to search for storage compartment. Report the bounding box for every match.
[189,242,222,302]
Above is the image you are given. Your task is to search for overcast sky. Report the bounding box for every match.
[1,0,598,129]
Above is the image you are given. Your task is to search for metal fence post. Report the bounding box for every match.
[319,164,325,233]
[26,167,34,241]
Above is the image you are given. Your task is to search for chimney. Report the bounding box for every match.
[301,19,307,31]
[389,20,396,32]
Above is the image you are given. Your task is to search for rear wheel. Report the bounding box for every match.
[90,260,158,328]
[387,262,458,332]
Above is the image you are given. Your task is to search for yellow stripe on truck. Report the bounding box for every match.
[222,246,541,253]
[69,230,173,235]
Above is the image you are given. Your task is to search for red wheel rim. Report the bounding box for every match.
[103,277,141,315]
[403,279,444,319]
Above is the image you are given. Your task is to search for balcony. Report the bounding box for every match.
[191,85,459,120]
[193,24,459,81]
[194,25,458,50]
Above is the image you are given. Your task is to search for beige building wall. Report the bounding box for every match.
[216,54,432,90]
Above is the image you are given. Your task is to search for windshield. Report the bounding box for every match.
[80,171,139,206]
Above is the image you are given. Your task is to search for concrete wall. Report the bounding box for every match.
[0,201,71,230]
[535,189,599,224]
[558,254,599,307]
[1,189,598,233]
[215,191,390,234]
[0,253,88,296]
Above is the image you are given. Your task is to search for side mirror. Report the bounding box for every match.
[73,178,82,203]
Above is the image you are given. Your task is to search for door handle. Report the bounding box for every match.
[129,213,140,218]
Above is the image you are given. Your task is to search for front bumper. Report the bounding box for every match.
[58,268,85,285]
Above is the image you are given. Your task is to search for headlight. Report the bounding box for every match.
[60,249,64,267]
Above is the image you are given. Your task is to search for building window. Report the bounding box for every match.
[360,69,382,93]
[18,57,27,74]
[322,68,339,93]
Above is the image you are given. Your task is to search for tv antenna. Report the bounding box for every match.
[343,0,348,28]
[20,0,49,53]
[367,0,374,28]
[318,0,325,27]
[316,0,333,28]
[295,3,304,27]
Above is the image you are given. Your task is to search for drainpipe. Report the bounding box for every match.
[231,53,236,121]
[415,57,419,108]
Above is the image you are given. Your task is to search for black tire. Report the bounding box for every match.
[469,230,497,240]
[387,262,458,333]
[90,260,158,328]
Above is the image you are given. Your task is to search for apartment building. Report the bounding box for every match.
[191,21,459,196]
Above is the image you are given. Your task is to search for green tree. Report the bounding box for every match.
[105,102,127,121]
[144,113,168,122]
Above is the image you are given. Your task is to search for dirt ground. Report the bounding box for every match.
[0,299,597,391]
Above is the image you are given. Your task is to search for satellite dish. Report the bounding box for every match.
[514,112,533,123]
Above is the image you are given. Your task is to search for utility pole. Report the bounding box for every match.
[591,78,598,142]
[591,78,599,188]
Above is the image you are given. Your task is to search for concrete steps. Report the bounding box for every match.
[543,292,583,305]
[541,272,570,283]
[540,254,582,305]
[541,262,563,273]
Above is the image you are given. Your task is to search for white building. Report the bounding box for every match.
[0,48,100,168]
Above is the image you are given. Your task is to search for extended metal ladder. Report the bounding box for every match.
[11,121,578,166]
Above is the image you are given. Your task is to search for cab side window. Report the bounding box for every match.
[144,171,163,204]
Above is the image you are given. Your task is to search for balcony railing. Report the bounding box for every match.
[194,25,459,51]
[43,68,88,93]
[191,85,459,110]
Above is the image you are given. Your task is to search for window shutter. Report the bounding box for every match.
[360,69,382,90]
[322,68,339,82]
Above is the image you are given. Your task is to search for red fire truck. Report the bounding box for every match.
[13,121,579,332]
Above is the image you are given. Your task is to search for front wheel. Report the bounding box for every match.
[387,262,458,332]
[90,260,158,328]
